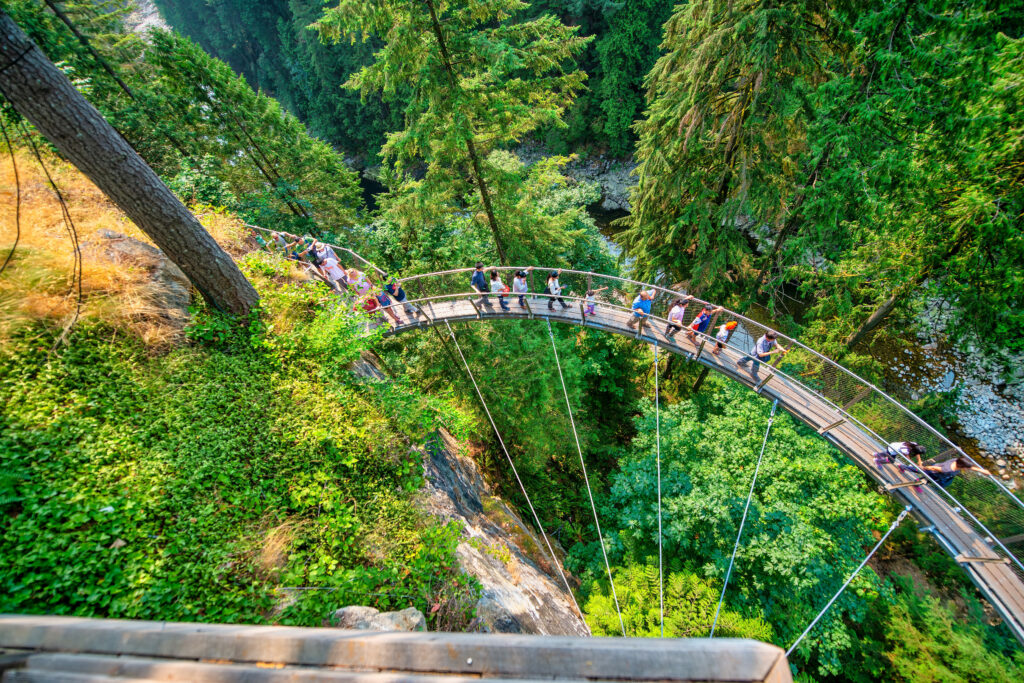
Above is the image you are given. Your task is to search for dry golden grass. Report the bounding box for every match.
[0,146,250,347]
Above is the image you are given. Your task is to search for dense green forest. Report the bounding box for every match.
[2,1,1024,681]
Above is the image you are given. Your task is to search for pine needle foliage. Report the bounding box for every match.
[620,0,839,294]
[313,0,592,262]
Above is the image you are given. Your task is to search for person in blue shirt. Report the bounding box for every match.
[383,273,416,317]
[684,304,724,345]
[470,262,490,307]
[737,331,788,374]
[626,289,655,330]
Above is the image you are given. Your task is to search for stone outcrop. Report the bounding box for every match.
[419,429,589,636]
[332,606,426,632]
[81,229,191,327]
[514,144,636,212]
[122,0,170,35]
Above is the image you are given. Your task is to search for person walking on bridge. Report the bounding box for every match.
[665,295,694,337]
[627,289,655,330]
[685,304,725,346]
[490,270,511,312]
[906,452,990,488]
[546,270,569,311]
[737,330,787,374]
[513,267,533,307]
[471,262,490,308]
[383,274,416,317]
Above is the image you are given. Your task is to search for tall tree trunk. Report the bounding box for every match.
[424,0,508,265]
[0,10,258,316]
[843,286,908,349]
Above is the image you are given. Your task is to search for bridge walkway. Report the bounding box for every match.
[384,295,1024,641]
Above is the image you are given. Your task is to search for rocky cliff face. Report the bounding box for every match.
[420,430,589,636]
[122,0,169,35]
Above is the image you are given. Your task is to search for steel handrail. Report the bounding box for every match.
[394,290,1024,577]
[238,229,1022,512]
[390,265,1023,510]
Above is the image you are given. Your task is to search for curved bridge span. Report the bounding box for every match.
[377,266,1024,641]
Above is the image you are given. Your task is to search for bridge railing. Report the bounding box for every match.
[396,267,1024,580]
[235,225,1024,583]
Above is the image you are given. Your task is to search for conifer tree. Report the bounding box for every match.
[314,0,591,264]
[620,0,835,295]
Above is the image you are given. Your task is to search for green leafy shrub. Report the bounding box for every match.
[0,276,478,628]
[585,563,773,640]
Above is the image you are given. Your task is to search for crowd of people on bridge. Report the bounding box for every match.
[251,228,417,328]
[250,228,994,488]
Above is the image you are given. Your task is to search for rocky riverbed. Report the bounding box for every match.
[898,299,1024,486]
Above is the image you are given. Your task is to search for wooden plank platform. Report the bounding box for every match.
[384,296,1024,642]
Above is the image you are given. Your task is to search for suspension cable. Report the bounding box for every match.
[710,398,779,638]
[444,321,587,628]
[545,318,625,636]
[654,343,664,637]
[786,506,911,657]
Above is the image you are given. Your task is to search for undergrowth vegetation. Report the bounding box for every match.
[0,250,482,628]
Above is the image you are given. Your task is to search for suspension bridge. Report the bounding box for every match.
[4,245,1023,683]
[376,264,1024,646]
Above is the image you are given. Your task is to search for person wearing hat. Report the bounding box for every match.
[315,241,339,264]
[712,320,739,356]
[546,270,569,311]
[626,289,655,330]
[513,266,533,307]
[737,330,788,374]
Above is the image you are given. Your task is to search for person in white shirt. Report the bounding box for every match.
[546,270,569,311]
[512,267,533,307]
[490,270,511,312]
[321,257,346,292]
[664,295,694,337]
[712,320,738,355]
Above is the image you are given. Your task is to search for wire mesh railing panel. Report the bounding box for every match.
[381,266,1024,580]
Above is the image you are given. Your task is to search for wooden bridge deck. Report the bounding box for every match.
[384,295,1024,642]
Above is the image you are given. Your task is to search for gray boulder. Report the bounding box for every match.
[81,229,191,326]
[332,606,427,632]
[420,429,589,636]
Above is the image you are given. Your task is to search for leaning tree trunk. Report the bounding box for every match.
[0,10,258,316]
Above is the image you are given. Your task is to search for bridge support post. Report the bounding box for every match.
[469,299,482,319]
[524,297,534,319]
[754,372,775,393]
[955,554,1011,565]
[884,478,926,491]
[817,418,846,435]
[693,337,708,361]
